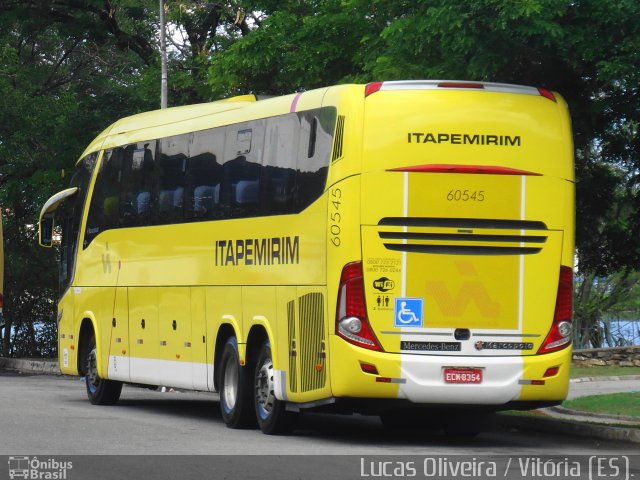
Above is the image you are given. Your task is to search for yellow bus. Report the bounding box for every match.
[39,80,574,435]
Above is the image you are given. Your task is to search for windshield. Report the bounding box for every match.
[58,153,97,295]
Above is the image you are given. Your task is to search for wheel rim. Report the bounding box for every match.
[87,347,99,393]
[255,357,275,419]
[222,358,238,411]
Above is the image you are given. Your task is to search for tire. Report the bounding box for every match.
[85,334,122,405]
[219,336,255,428]
[254,340,297,434]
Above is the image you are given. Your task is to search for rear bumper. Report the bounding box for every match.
[329,336,571,405]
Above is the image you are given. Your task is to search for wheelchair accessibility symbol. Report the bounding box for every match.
[394,298,423,327]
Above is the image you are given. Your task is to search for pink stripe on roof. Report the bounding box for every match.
[290,92,303,112]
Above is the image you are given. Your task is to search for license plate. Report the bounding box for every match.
[443,368,483,384]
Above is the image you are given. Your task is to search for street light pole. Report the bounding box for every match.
[160,0,168,109]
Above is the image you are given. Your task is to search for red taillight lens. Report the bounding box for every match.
[543,366,560,378]
[538,266,573,354]
[554,266,573,321]
[537,88,557,102]
[389,164,541,176]
[438,82,484,89]
[336,262,382,351]
[0,292,3,310]
[365,82,383,97]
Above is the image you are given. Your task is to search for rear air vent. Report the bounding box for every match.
[298,292,326,392]
[331,115,345,162]
[378,217,549,256]
[378,232,547,243]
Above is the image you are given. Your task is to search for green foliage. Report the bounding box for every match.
[574,272,640,348]
[209,1,371,97]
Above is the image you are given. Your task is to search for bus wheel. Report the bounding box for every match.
[254,340,297,435]
[85,334,122,405]
[219,336,255,428]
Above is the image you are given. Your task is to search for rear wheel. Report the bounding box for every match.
[219,336,255,428]
[254,340,297,434]
[85,334,122,405]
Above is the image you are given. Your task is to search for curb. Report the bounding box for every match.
[571,375,640,383]
[497,412,640,444]
[548,405,640,424]
[0,357,60,375]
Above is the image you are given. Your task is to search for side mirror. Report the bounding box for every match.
[38,187,79,248]
[39,212,55,247]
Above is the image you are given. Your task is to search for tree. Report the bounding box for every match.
[574,272,640,348]
[0,1,159,356]
[207,0,371,97]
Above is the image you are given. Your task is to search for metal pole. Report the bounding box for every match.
[160,0,168,109]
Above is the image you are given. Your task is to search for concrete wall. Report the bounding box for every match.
[572,346,640,367]
[0,357,60,375]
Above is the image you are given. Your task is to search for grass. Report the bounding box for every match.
[570,365,640,379]
[501,365,640,420]
[562,392,640,417]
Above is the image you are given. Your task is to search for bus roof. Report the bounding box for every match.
[77,80,564,164]
[78,94,259,161]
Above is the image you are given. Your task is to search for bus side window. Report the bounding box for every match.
[221,156,261,218]
[85,148,124,245]
[120,141,156,227]
[295,108,336,212]
[158,135,189,224]
[222,120,265,219]
[187,127,224,221]
[263,114,299,215]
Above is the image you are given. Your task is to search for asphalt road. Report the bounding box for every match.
[0,371,637,457]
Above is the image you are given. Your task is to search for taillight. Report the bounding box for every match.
[537,88,557,102]
[538,266,573,354]
[336,261,382,351]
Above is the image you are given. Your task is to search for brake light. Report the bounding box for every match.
[365,82,383,97]
[538,266,573,354]
[389,164,541,176]
[438,82,484,89]
[336,262,382,351]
